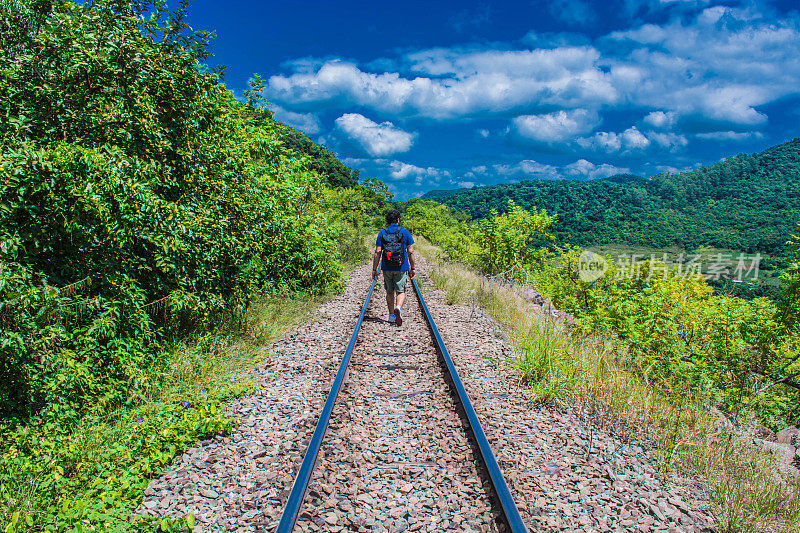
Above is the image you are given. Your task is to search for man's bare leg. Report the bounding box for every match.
[386,291,396,315]
[395,292,406,310]
[393,291,406,325]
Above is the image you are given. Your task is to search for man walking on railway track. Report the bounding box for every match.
[373,209,416,326]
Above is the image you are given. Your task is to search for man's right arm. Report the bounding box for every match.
[372,246,381,280]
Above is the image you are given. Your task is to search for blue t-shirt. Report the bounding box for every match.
[376,225,414,271]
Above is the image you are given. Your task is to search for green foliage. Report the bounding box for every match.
[0,0,340,423]
[0,0,372,530]
[323,186,393,266]
[0,290,321,531]
[1,392,234,531]
[472,200,555,280]
[402,198,556,284]
[401,198,469,254]
[274,125,358,188]
[412,194,799,426]
[779,225,800,328]
[428,139,800,263]
[361,177,394,203]
[535,251,800,428]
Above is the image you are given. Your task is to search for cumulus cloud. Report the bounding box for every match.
[388,160,443,182]
[266,6,799,130]
[565,159,630,179]
[268,47,617,119]
[647,131,689,149]
[334,113,416,156]
[341,157,449,193]
[607,5,800,127]
[264,3,799,197]
[269,105,322,135]
[622,126,651,149]
[577,126,657,152]
[512,109,600,143]
[643,111,678,129]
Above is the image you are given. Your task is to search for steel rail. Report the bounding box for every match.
[276,279,376,533]
[412,277,529,533]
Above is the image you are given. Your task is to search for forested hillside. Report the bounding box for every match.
[426,140,800,261]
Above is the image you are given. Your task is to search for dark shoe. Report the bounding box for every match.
[394,307,402,326]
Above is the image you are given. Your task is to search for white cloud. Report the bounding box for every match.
[268,47,617,120]
[646,131,689,149]
[622,126,651,149]
[493,160,559,178]
[512,109,600,143]
[334,113,416,156]
[577,126,657,152]
[478,129,490,138]
[695,130,764,141]
[342,157,448,191]
[266,6,799,131]
[565,159,630,179]
[643,111,678,129]
[520,31,592,49]
[607,6,800,126]
[457,181,476,188]
[269,105,322,135]
[388,160,434,180]
[577,131,622,152]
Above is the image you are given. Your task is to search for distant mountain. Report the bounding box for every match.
[424,139,800,261]
[598,173,648,184]
[422,188,468,199]
[421,175,647,201]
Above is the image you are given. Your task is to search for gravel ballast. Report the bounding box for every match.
[139,259,713,532]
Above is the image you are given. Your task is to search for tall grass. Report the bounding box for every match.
[418,238,800,533]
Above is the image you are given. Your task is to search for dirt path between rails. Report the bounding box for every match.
[139,258,714,532]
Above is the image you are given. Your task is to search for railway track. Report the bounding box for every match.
[140,262,715,531]
[276,277,528,533]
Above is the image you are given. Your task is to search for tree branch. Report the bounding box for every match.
[753,369,800,391]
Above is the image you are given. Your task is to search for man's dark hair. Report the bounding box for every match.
[385,209,401,226]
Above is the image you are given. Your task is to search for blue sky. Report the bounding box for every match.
[184,0,800,199]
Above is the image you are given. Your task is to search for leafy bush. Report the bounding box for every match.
[535,250,800,427]
[0,0,342,425]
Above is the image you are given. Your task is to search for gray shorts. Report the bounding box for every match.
[383,270,408,293]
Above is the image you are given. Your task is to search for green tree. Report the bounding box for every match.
[474,200,556,280]
[779,224,800,328]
